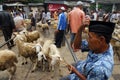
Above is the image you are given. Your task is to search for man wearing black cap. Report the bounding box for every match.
[60,17,115,80]
[0,5,15,49]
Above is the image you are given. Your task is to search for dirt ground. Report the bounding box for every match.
[0,26,119,80]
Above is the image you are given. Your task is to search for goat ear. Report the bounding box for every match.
[48,47,50,52]
[39,45,43,50]
[58,56,63,61]
[42,55,47,60]
[13,32,17,35]
[32,46,35,49]
[60,57,63,61]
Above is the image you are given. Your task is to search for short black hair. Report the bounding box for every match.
[95,32,111,44]
[3,5,8,10]
[16,11,20,15]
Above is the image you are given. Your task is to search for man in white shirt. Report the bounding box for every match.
[110,11,119,23]
[46,10,51,25]
[46,10,51,20]
[91,10,98,21]
[41,10,46,23]
[14,11,25,32]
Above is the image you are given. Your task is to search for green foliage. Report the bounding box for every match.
[101,4,112,12]
[90,4,96,10]
[90,4,103,10]
[90,3,112,12]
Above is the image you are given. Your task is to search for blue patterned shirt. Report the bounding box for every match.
[68,41,114,80]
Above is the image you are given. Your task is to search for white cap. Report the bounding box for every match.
[60,7,65,11]
[76,1,83,6]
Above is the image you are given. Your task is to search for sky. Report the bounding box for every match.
[90,0,95,3]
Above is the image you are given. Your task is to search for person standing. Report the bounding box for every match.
[30,13,36,31]
[54,7,67,48]
[53,10,58,20]
[46,10,51,25]
[14,11,25,32]
[41,10,47,24]
[91,10,98,21]
[35,11,40,22]
[60,18,115,80]
[68,1,85,47]
[110,11,119,23]
[0,5,15,49]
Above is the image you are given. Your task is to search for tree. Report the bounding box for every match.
[0,0,4,3]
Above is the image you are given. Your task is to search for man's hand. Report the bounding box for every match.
[83,15,90,26]
[67,64,86,80]
[55,30,59,33]
[67,64,76,73]
[13,29,16,32]
[72,43,80,52]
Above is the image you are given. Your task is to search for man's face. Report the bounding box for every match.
[58,9,62,13]
[87,32,102,52]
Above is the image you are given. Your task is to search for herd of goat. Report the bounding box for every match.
[0,28,63,80]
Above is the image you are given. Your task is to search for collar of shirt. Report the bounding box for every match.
[87,44,112,62]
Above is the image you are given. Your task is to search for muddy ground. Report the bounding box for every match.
[0,26,87,80]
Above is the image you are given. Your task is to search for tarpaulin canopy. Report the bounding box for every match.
[5,2,25,6]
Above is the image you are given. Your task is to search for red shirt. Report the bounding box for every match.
[69,7,85,33]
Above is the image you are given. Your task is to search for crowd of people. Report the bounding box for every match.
[0,1,120,79]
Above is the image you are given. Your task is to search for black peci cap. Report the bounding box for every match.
[89,21,115,35]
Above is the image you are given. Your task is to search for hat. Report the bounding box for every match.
[59,7,65,11]
[76,1,83,6]
[89,21,115,35]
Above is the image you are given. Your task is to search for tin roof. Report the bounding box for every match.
[95,0,120,4]
[5,2,26,6]
[44,0,91,7]
[28,3,43,6]
[4,0,27,3]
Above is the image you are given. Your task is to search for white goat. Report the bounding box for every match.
[42,39,54,56]
[15,37,42,72]
[37,21,49,32]
[37,51,47,71]
[37,39,54,71]
[48,44,62,71]
[13,32,27,57]
[0,49,18,80]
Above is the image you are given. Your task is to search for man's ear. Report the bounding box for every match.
[99,36,106,42]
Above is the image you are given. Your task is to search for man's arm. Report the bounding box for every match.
[57,14,62,30]
[72,16,90,50]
